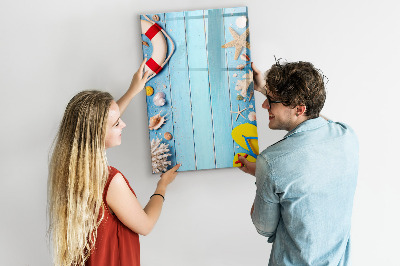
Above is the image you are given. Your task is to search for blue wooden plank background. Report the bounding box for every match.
[141,7,257,173]
[206,8,234,168]
[165,12,196,172]
[185,10,216,170]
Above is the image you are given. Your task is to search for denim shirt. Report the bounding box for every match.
[252,117,359,266]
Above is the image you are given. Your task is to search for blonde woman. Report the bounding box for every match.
[48,59,180,266]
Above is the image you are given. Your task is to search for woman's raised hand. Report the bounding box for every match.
[117,58,151,114]
[157,163,181,189]
[129,58,151,95]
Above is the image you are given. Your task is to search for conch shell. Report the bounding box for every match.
[149,112,167,130]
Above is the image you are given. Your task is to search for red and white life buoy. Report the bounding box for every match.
[141,19,168,78]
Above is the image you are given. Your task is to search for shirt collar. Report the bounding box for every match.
[284,117,328,139]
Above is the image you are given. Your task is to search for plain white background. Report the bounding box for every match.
[1,0,399,265]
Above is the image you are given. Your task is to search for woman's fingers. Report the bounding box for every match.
[143,70,150,82]
[139,58,147,76]
[159,164,181,186]
[170,163,181,173]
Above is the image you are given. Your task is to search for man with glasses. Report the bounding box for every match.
[238,61,359,266]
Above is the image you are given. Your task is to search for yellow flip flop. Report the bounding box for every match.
[231,123,259,166]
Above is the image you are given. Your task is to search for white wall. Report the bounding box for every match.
[1,0,399,265]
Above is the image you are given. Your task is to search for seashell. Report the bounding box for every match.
[146,86,154,96]
[236,95,244,101]
[149,113,167,130]
[152,14,160,21]
[154,97,166,106]
[233,73,237,77]
[248,111,256,121]
[164,132,172,140]
[154,91,166,100]
[236,62,250,70]
[153,91,166,106]
[236,64,245,70]
[236,16,247,28]
[248,90,254,101]
[240,53,250,61]
[142,41,149,47]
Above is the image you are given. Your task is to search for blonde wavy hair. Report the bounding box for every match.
[48,90,113,265]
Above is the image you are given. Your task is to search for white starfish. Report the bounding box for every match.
[231,104,248,121]
[221,27,250,60]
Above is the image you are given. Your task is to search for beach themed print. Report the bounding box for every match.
[140,6,258,173]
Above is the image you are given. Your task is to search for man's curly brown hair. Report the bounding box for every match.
[266,61,326,118]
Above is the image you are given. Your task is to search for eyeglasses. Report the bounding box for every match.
[266,94,282,108]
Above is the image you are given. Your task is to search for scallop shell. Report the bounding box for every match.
[248,111,256,121]
[149,113,167,130]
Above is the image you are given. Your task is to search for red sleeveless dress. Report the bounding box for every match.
[86,166,140,266]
